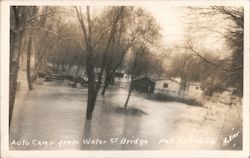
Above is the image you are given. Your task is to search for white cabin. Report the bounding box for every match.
[155,78,203,97]
[155,78,181,96]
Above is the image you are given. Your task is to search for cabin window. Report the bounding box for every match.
[163,83,168,88]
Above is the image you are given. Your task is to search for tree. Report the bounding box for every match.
[30,7,64,78]
[100,7,137,95]
[24,7,39,90]
[213,7,243,97]
[121,8,161,108]
[75,6,125,120]
[10,6,32,126]
[26,35,34,90]
[182,6,244,97]
[168,49,199,94]
[124,46,159,108]
[168,44,227,96]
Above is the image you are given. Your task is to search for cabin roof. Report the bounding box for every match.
[155,78,181,84]
[134,76,155,83]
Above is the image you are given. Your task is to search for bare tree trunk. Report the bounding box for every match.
[26,36,33,90]
[101,37,115,96]
[9,30,24,127]
[75,64,80,78]
[101,41,132,95]
[101,56,113,96]
[86,87,98,119]
[123,47,140,109]
[9,6,31,127]
[124,85,133,109]
[101,71,111,95]
[74,64,81,85]
[66,64,71,74]
[32,45,49,78]
[86,56,96,119]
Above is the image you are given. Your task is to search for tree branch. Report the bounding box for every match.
[26,11,71,22]
[26,26,85,52]
[96,7,125,90]
[186,42,231,72]
[75,7,89,50]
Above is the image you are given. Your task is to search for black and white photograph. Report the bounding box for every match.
[0,0,249,158]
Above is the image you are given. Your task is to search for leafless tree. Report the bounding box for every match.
[182,6,244,97]
[10,6,34,126]
[75,6,125,119]
[121,8,161,108]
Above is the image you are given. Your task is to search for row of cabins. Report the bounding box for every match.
[132,76,203,98]
[43,63,202,98]
[61,64,202,98]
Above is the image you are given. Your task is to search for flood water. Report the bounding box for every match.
[10,80,242,150]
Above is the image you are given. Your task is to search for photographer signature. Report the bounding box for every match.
[223,129,240,147]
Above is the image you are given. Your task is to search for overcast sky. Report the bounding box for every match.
[143,5,233,58]
[144,6,186,46]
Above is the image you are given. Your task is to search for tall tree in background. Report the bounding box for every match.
[183,6,244,97]
[213,7,243,97]
[25,7,39,90]
[124,46,159,108]
[100,7,136,95]
[31,7,60,80]
[26,36,34,90]
[122,8,161,108]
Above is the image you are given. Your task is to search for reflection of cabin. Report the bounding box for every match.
[132,77,155,94]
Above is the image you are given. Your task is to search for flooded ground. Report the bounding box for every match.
[10,80,242,150]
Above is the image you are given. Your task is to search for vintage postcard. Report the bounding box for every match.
[1,0,249,158]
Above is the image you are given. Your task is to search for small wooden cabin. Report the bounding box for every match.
[132,77,155,94]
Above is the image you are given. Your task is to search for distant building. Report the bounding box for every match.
[187,82,203,98]
[155,78,181,96]
[114,72,124,78]
[132,77,155,94]
[155,77,203,98]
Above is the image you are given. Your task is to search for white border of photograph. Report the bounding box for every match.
[1,0,249,158]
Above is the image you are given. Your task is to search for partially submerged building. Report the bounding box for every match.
[132,77,155,94]
[154,78,181,96]
[155,77,203,98]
